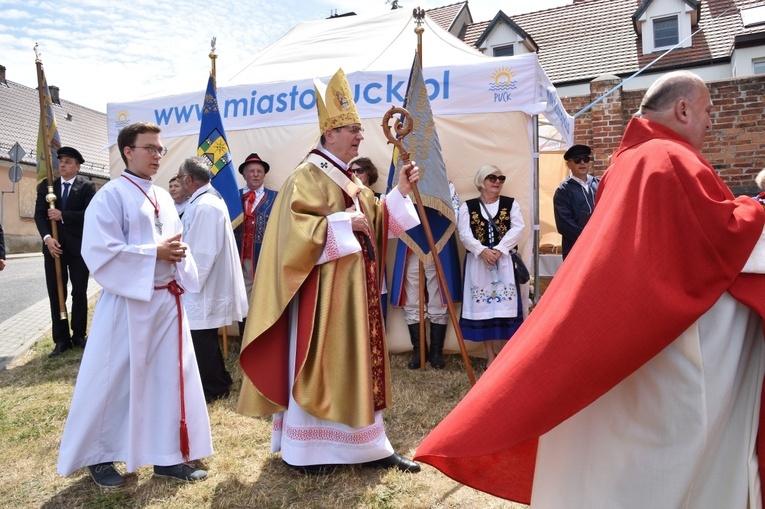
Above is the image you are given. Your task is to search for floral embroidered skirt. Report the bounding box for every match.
[459,253,524,342]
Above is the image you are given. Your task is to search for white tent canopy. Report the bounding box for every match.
[105,8,574,354]
[226,9,489,82]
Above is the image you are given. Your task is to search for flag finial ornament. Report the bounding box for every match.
[314,68,360,133]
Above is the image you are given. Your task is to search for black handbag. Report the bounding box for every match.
[511,251,530,284]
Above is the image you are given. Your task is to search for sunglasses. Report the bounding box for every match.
[571,155,591,164]
[351,168,366,174]
[485,174,507,183]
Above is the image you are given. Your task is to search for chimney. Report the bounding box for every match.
[49,85,61,105]
[0,65,6,84]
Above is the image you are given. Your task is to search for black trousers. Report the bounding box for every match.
[43,249,89,345]
[190,328,232,401]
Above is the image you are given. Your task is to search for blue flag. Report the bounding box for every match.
[387,54,456,262]
[388,54,463,308]
[198,75,243,227]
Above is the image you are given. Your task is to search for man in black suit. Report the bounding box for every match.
[35,146,96,357]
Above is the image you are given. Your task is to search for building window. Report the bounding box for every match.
[653,15,679,48]
[493,45,514,57]
[754,59,765,75]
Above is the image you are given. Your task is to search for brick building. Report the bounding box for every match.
[563,74,765,193]
[428,0,765,194]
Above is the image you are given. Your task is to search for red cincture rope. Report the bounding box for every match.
[154,280,190,461]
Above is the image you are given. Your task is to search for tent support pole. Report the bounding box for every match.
[532,114,540,305]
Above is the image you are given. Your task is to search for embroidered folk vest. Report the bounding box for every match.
[466,196,514,247]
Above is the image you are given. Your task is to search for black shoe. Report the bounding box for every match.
[407,323,425,369]
[429,323,447,370]
[48,342,72,358]
[285,460,335,475]
[72,336,87,348]
[407,349,421,369]
[153,463,208,482]
[362,453,421,473]
[87,462,125,488]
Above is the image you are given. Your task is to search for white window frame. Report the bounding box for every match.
[653,15,679,49]
[754,58,765,75]
[493,44,515,57]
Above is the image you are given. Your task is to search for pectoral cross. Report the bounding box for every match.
[155,218,163,235]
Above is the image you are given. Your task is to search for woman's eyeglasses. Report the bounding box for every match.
[485,174,506,183]
[351,168,366,174]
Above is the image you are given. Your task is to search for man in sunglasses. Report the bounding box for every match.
[553,144,599,259]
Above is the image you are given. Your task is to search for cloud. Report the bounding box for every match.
[2,0,570,112]
[4,8,31,19]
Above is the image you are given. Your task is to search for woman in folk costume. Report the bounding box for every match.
[236,69,422,473]
[458,165,525,368]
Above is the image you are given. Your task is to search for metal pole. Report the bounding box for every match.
[532,115,540,304]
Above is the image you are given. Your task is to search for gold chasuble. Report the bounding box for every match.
[237,154,390,428]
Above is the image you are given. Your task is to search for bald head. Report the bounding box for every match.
[636,71,712,151]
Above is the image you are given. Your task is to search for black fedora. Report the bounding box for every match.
[238,153,270,174]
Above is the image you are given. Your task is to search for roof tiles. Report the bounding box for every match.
[0,79,109,179]
[458,0,765,84]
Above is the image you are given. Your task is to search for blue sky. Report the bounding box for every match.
[0,0,570,112]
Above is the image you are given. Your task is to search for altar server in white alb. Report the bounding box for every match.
[176,156,248,403]
[57,122,213,489]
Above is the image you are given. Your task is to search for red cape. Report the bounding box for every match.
[414,118,765,504]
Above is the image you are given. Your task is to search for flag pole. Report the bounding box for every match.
[414,8,428,371]
[208,36,230,354]
[408,7,475,384]
[209,36,217,83]
[35,44,67,321]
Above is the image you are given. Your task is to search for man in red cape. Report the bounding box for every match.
[415,71,765,508]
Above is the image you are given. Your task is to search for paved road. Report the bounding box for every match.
[0,253,102,370]
[0,254,48,324]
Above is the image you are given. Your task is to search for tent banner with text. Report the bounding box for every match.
[107,53,573,147]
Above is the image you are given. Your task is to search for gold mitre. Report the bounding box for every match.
[314,68,360,133]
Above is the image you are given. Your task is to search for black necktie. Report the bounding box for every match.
[62,182,70,210]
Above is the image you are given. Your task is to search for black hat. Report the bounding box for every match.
[57,146,85,164]
[238,153,270,174]
[563,144,591,161]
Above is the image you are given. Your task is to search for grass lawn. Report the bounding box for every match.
[0,330,527,509]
